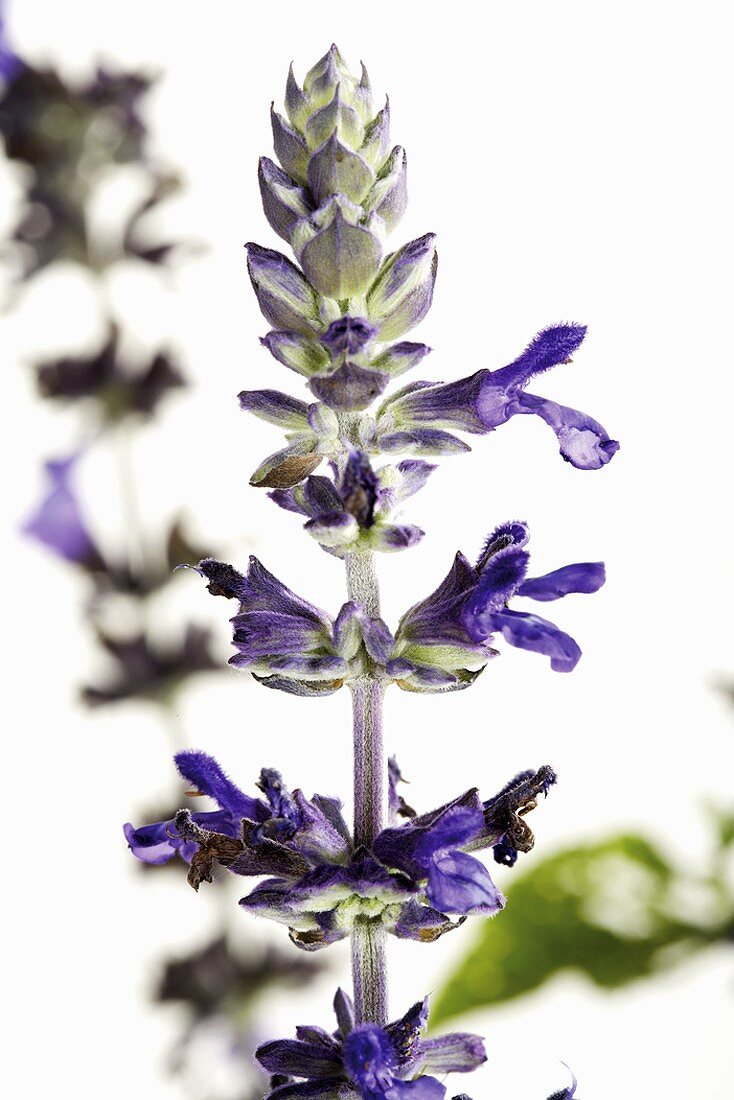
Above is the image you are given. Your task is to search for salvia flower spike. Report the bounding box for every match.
[125,45,618,1097]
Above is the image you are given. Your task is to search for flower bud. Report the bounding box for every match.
[245,243,321,335]
[270,107,310,184]
[298,201,383,300]
[260,330,330,376]
[367,234,437,341]
[258,157,312,243]
[364,145,408,233]
[305,85,365,151]
[307,132,375,206]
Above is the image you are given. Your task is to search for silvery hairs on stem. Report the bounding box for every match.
[126,45,616,1099]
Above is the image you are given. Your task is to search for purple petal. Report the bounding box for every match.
[256,1038,342,1077]
[124,808,236,866]
[467,546,529,614]
[518,562,606,601]
[343,1025,397,1094]
[418,1033,487,1074]
[291,790,352,863]
[396,552,478,646]
[23,453,98,564]
[239,557,331,626]
[320,316,377,356]
[487,608,582,672]
[513,392,619,470]
[174,751,262,817]
[123,820,183,865]
[491,324,587,391]
[418,1034,488,1078]
[393,901,461,943]
[231,611,328,660]
[475,520,530,569]
[427,851,504,915]
[374,804,485,880]
[388,1079,446,1100]
[268,487,307,515]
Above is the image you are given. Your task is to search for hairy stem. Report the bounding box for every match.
[351,920,388,1027]
[347,550,388,1025]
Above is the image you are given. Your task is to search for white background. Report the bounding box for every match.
[2,1,733,1097]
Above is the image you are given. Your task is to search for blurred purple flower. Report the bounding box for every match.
[22,453,100,565]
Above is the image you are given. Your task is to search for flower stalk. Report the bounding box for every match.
[347,547,388,1022]
[122,44,619,1100]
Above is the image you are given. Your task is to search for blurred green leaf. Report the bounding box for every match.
[431,834,708,1026]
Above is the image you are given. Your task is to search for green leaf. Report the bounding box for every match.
[431,834,706,1027]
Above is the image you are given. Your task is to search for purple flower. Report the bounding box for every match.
[184,556,392,695]
[389,520,605,689]
[23,453,100,566]
[373,795,504,916]
[124,751,265,867]
[81,624,219,707]
[376,324,619,470]
[268,451,430,556]
[35,328,185,419]
[256,990,485,1100]
[126,752,554,947]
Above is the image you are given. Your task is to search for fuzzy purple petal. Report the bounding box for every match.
[417,1033,487,1074]
[485,608,582,672]
[427,851,504,915]
[257,1038,343,1077]
[175,751,263,818]
[513,392,619,470]
[518,562,606,601]
[320,316,377,356]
